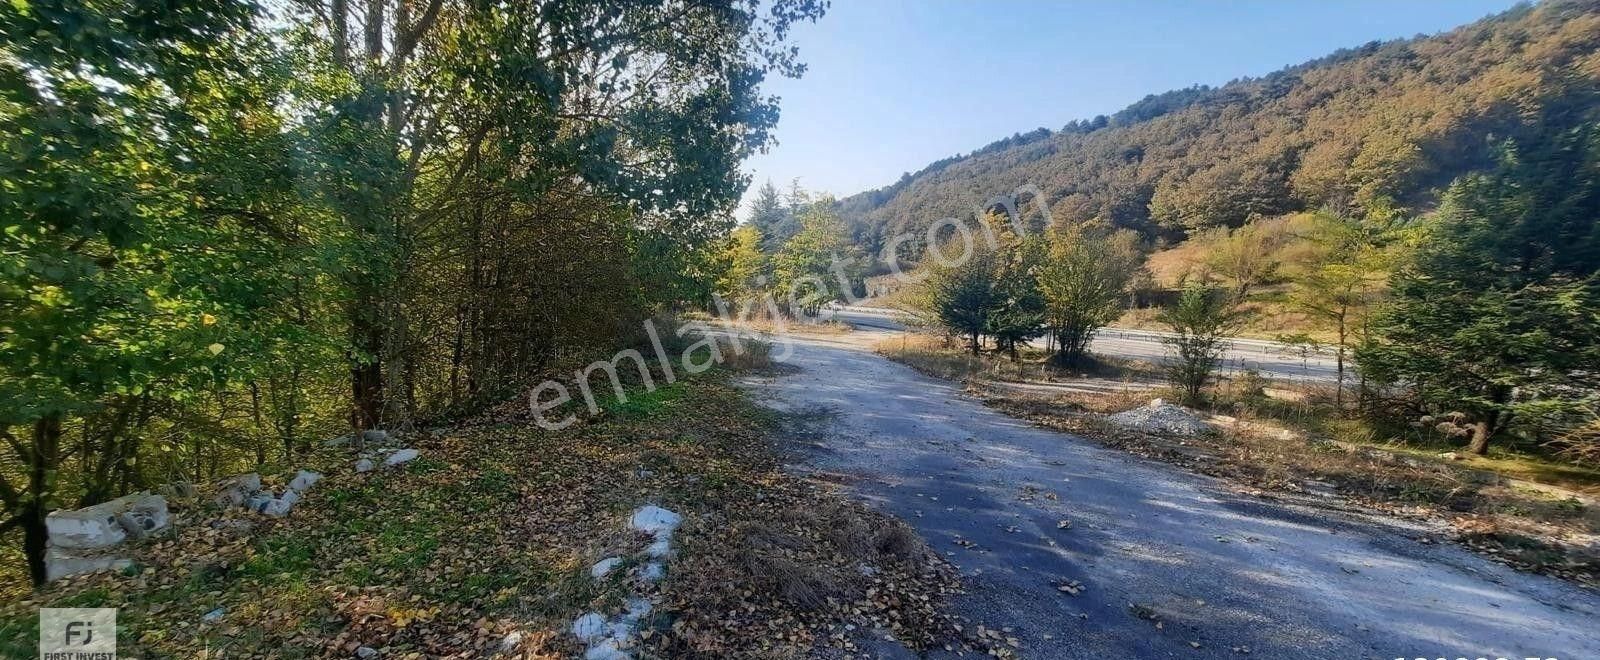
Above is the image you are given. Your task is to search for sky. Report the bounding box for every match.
[739,0,1521,216]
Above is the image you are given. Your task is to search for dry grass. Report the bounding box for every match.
[874,332,1161,385]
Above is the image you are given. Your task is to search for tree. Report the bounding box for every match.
[1199,217,1288,300]
[291,0,827,430]
[977,213,1046,360]
[920,241,1000,355]
[0,0,337,584]
[717,224,768,303]
[749,181,795,254]
[1159,281,1245,405]
[1360,126,1600,454]
[773,196,864,316]
[1036,223,1144,366]
[1287,213,1389,409]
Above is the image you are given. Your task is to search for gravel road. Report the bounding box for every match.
[736,328,1600,660]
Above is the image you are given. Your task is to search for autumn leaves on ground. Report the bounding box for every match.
[1,359,1015,658]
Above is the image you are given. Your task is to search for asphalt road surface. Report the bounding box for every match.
[735,325,1600,660]
[822,305,1342,383]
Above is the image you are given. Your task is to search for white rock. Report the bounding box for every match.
[383,448,420,467]
[356,646,379,659]
[584,638,629,660]
[201,607,226,623]
[590,557,623,578]
[361,429,390,444]
[287,470,322,492]
[622,597,653,622]
[571,612,609,643]
[628,506,682,538]
[637,561,665,582]
[645,539,671,559]
[497,631,524,654]
[355,458,375,473]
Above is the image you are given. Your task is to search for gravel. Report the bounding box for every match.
[1106,398,1211,436]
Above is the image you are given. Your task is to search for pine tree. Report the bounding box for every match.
[1360,125,1600,454]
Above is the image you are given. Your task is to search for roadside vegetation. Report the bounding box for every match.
[0,352,1000,657]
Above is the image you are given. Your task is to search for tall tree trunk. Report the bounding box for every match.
[351,313,385,431]
[24,414,62,586]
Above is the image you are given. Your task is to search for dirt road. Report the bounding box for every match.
[736,327,1600,659]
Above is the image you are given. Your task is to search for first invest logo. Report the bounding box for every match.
[39,608,117,660]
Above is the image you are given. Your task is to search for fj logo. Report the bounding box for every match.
[39,608,116,660]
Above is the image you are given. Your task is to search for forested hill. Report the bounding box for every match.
[838,0,1600,257]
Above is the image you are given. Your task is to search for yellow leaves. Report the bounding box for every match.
[207,343,225,356]
[201,313,217,326]
[385,605,439,628]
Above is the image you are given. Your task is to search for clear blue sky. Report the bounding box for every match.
[740,0,1521,215]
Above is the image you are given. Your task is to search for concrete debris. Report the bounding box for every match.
[44,546,133,582]
[382,448,420,467]
[215,473,263,507]
[47,492,169,549]
[591,557,623,578]
[354,458,375,473]
[571,612,609,643]
[628,505,682,538]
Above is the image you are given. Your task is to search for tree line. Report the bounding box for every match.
[0,0,824,586]
[836,1,1600,257]
[909,120,1600,466]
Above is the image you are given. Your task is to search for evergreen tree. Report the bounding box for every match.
[1360,125,1600,454]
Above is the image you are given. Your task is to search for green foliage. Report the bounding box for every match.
[772,197,865,315]
[1036,223,1143,365]
[918,238,1000,355]
[1158,281,1246,405]
[0,0,827,586]
[1360,123,1600,454]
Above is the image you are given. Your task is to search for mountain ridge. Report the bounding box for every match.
[836,0,1600,260]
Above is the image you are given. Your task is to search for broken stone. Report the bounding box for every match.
[354,458,375,473]
[571,612,608,643]
[645,539,671,558]
[497,632,524,654]
[215,473,263,507]
[361,429,390,445]
[638,561,665,582]
[47,492,168,548]
[287,470,322,492]
[356,646,378,659]
[591,557,623,578]
[622,597,653,623]
[44,546,133,582]
[1107,399,1211,436]
[627,505,682,538]
[201,607,226,624]
[383,448,419,467]
[583,638,627,660]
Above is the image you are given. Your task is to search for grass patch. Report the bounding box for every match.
[1,362,985,657]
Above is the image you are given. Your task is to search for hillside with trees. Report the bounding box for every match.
[836,0,1600,260]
